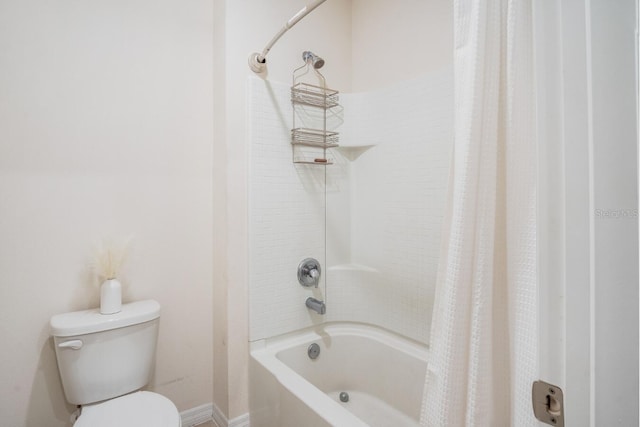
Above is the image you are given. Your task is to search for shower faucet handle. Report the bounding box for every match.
[298,258,321,288]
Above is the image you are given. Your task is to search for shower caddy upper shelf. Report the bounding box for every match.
[291,74,340,165]
[291,82,339,109]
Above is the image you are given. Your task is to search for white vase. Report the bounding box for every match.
[100,279,122,314]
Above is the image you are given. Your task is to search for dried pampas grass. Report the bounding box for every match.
[92,236,132,281]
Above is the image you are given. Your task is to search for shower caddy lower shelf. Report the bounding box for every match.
[291,82,339,165]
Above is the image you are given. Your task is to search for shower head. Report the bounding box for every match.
[303,51,325,69]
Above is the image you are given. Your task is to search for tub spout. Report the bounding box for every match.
[305,297,326,315]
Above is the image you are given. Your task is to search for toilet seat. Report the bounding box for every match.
[74,391,181,427]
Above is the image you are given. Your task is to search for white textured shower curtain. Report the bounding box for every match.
[420,1,537,426]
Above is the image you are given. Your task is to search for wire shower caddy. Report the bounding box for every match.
[291,53,340,165]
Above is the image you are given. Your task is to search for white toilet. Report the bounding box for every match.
[50,299,181,426]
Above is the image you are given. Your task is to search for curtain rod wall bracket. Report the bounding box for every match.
[248,52,267,73]
[248,0,328,73]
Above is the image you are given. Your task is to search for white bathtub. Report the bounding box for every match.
[249,323,428,427]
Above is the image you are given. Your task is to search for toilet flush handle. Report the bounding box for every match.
[58,339,83,350]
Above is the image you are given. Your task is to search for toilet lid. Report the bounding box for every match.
[75,391,181,427]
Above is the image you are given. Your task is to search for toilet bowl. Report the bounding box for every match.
[50,300,181,426]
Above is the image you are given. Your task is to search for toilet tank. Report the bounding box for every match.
[50,300,161,405]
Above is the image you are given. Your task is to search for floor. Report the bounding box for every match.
[195,421,219,427]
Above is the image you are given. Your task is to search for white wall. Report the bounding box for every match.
[351,0,452,92]
[336,0,453,343]
[212,0,230,419]
[0,1,214,426]
[326,70,453,344]
[327,0,452,344]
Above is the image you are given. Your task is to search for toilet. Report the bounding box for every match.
[50,299,181,426]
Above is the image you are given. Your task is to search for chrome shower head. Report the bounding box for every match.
[302,51,325,69]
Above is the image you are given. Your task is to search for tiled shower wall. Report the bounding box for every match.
[326,68,453,344]
[249,69,453,343]
[248,77,327,341]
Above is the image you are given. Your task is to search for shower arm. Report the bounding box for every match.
[248,0,327,73]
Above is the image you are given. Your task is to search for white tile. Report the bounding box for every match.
[248,69,453,344]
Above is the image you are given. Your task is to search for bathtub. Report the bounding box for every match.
[249,323,428,427]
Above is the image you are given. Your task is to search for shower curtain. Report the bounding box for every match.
[420,1,537,426]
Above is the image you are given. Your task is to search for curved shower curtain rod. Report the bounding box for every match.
[248,0,328,73]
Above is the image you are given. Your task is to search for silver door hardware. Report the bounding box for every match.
[532,380,564,427]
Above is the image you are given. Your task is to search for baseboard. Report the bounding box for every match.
[180,403,214,427]
[228,412,250,427]
[212,402,250,427]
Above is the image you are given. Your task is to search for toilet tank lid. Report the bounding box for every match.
[50,300,160,337]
